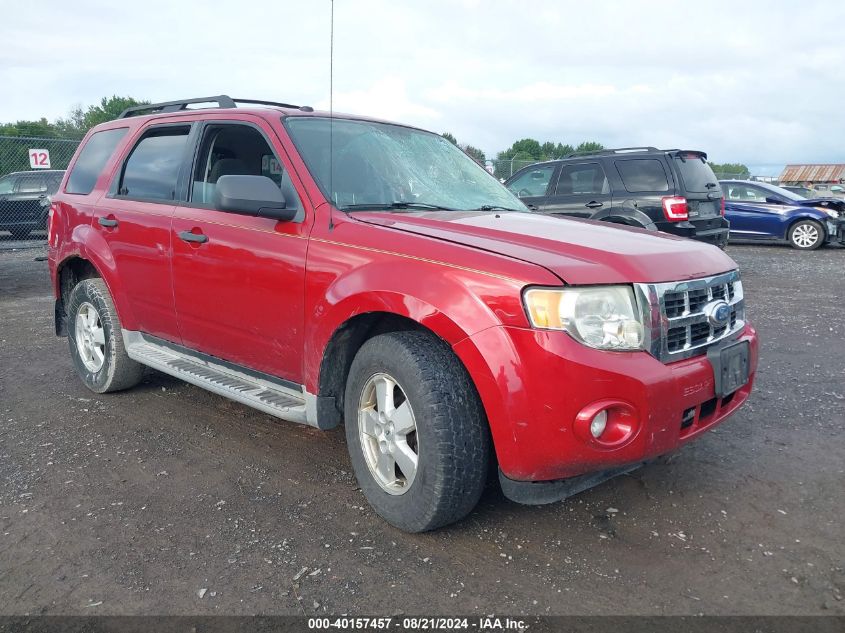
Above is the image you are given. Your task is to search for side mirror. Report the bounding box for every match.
[765,196,783,204]
[214,175,297,222]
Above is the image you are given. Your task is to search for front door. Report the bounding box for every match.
[722,183,782,239]
[505,164,556,210]
[170,118,310,384]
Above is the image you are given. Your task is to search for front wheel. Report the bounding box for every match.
[344,331,490,532]
[67,278,144,393]
[788,219,824,250]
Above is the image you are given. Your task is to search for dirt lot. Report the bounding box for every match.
[0,242,843,616]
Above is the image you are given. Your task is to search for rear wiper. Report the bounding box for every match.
[705,182,718,188]
[341,201,456,212]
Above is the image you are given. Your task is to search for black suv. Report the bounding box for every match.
[504,148,729,247]
[0,170,65,239]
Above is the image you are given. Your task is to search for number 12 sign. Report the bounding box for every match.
[29,149,51,169]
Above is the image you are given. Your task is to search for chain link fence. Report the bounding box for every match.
[485,159,550,181]
[0,135,81,243]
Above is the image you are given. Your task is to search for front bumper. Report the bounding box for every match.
[825,217,845,244]
[454,323,758,485]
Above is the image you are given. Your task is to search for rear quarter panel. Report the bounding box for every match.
[49,121,140,314]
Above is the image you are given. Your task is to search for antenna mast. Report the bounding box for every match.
[328,0,335,229]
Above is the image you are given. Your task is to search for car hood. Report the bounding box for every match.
[352,211,737,284]
[793,197,844,209]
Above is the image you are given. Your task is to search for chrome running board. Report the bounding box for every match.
[123,331,314,426]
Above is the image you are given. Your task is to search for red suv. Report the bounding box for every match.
[48,96,758,532]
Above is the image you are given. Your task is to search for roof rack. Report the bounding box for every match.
[118,95,313,119]
[564,146,661,159]
[232,98,314,112]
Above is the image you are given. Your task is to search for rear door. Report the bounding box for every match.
[11,173,48,228]
[98,122,191,341]
[542,162,611,217]
[612,157,672,219]
[505,164,557,209]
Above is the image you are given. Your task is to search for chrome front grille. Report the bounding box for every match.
[635,270,746,362]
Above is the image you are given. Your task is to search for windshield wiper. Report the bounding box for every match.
[341,201,457,212]
[474,204,526,212]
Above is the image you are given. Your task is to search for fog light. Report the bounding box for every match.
[590,410,608,438]
[574,400,639,448]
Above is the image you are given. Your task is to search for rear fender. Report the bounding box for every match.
[592,205,657,230]
[58,224,139,331]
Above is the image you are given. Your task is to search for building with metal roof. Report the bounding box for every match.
[778,164,845,185]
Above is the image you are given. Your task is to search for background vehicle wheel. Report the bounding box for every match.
[344,331,490,532]
[8,227,31,240]
[788,220,824,250]
[67,278,144,393]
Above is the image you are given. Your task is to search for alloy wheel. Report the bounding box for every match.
[358,372,419,495]
[792,223,820,248]
[75,302,106,372]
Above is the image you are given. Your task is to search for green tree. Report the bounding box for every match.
[493,138,604,179]
[709,162,750,178]
[0,118,60,138]
[55,96,149,136]
[573,141,604,154]
[441,133,485,164]
[462,144,485,164]
[0,96,148,175]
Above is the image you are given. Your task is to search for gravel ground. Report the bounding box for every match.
[0,243,842,616]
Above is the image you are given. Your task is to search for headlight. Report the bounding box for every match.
[523,285,645,351]
[815,207,839,218]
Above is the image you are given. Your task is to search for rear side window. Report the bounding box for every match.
[118,126,190,201]
[673,154,719,193]
[16,175,46,193]
[66,128,128,195]
[46,174,64,194]
[615,159,669,192]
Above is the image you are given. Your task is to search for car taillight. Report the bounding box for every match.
[720,197,725,216]
[662,196,688,221]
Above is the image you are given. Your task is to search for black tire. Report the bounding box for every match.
[344,331,490,532]
[9,227,32,240]
[67,278,144,393]
[788,219,825,250]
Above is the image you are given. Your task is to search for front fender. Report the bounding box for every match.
[303,257,528,391]
[781,209,829,239]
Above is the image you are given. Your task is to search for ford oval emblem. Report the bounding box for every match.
[705,300,731,327]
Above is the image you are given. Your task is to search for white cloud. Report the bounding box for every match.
[1,0,843,174]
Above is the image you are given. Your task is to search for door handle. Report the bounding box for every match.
[98,217,118,228]
[179,230,208,244]
[585,201,603,209]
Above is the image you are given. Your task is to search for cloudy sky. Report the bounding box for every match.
[2,0,843,175]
